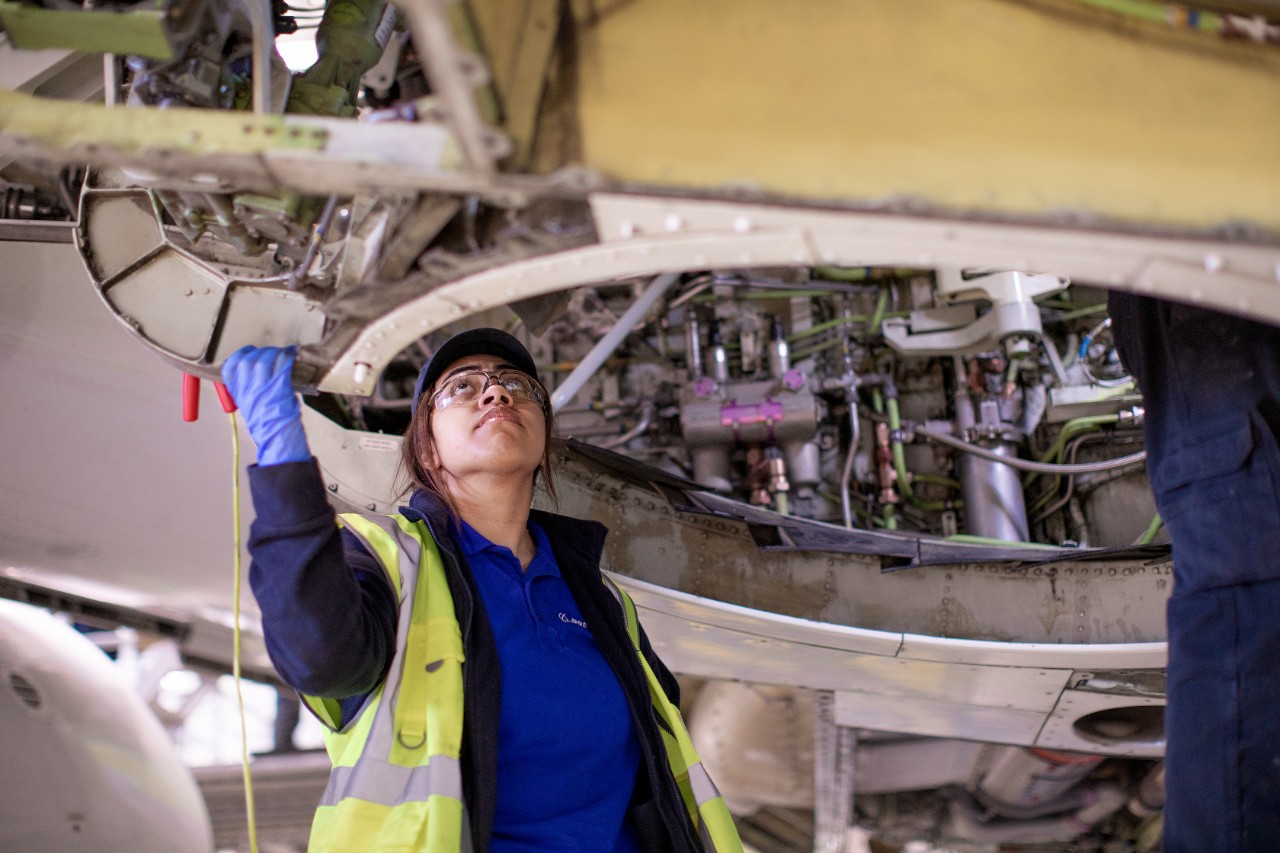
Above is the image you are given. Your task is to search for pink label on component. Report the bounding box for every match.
[721,399,783,426]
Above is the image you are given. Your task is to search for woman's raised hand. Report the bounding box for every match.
[221,345,311,466]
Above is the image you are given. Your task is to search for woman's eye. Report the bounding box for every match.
[451,377,477,395]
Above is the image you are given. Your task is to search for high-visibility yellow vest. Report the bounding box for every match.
[600,574,744,853]
[302,512,743,853]
[302,512,468,852]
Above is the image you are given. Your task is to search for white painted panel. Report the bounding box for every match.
[1037,688,1165,758]
[614,572,904,657]
[834,689,1049,746]
[626,588,1072,712]
[898,632,1167,670]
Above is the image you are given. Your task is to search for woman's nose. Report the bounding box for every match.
[480,381,512,406]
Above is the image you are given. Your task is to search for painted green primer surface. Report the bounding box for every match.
[0,2,172,60]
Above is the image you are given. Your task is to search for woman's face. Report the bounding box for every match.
[424,353,547,488]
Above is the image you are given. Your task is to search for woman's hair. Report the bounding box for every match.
[397,382,559,518]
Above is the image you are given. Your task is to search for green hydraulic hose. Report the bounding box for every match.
[1056,304,1109,323]
[692,289,835,303]
[787,308,909,345]
[1026,413,1124,517]
[1041,413,1118,463]
[813,265,921,282]
[913,473,962,490]
[944,534,1058,549]
[1137,512,1164,545]
[1070,0,1222,32]
[1025,414,1120,488]
[789,316,909,361]
[790,339,838,362]
[868,286,890,338]
[887,395,953,512]
[812,265,873,282]
[788,314,868,344]
[886,395,915,503]
[871,388,897,529]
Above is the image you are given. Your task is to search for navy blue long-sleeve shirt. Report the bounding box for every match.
[246,459,397,702]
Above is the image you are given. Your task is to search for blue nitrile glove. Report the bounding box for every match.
[221,345,311,466]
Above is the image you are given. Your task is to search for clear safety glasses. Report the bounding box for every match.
[428,369,547,411]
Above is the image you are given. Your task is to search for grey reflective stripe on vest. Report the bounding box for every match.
[355,515,426,759]
[689,763,730,853]
[687,762,722,805]
[319,755,464,807]
[690,764,725,853]
[335,515,464,807]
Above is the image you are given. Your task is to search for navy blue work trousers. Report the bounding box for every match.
[1109,292,1280,852]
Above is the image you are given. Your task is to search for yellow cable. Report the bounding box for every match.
[229,410,260,853]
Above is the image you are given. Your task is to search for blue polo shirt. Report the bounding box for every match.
[458,519,641,853]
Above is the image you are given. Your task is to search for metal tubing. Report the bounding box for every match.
[960,442,1030,542]
[597,402,654,450]
[550,272,680,412]
[952,388,1028,541]
[289,195,340,289]
[685,310,703,379]
[238,0,273,114]
[918,425,1146,475]
[840,393,861,528]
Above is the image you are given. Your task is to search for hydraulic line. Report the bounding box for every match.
[788,315,911,363]
[1070,0,1224,34]
[812,265,919,282]
[867,285,890,338]
[870,388,897,530]
[551,272,680,412]
[788,314,867,344]
[597,402,654,450]
[886,395,952,512]
[1031,432,1099,523]
[287,194,340,289]
[944,534,1061,548]
[238,0,273,114]
[916,425,1147,474]
[840,391,861,528]
[813,265,875,282]
[886,396,914,503]
[1136,511,1164,545]
[952,375,1027,540]
[1050,303,1109,323]
[1025,414,1132,517]
[1035,414,1119,474]
[787,304,910,345]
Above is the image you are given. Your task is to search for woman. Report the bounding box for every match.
[221,328,741,853]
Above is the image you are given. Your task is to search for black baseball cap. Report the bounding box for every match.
[411,328,540,414]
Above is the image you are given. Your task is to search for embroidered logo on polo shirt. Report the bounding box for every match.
[558,612,588,630]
